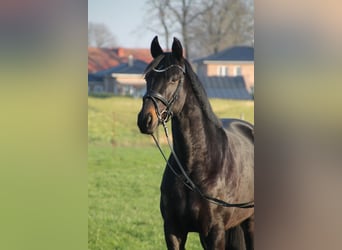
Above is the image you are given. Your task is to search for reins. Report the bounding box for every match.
[151,121,254,209]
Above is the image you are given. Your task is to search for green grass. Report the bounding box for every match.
[88,96,254,249]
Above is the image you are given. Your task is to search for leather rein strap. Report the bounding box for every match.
[152,123,254,209]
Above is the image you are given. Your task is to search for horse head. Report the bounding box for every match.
[137,36,187,134]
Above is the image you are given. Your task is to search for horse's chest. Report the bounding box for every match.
[161,180,210,229]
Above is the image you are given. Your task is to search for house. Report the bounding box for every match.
[193,46,254,93]
[88,47,152,73]
[88,47,152,96]
[89,56,148,96]
[88,46,254,99]
[110,56,148,97]
[88,73,105,93]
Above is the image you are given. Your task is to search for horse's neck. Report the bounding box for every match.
[171,93,226,172]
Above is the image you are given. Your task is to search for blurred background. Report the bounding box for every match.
[0,0,342,249]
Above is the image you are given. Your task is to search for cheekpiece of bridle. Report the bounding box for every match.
[143,64,185,124]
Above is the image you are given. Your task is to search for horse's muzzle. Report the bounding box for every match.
[137,103,158,134]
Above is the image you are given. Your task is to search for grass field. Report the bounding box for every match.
[88,96,254,249]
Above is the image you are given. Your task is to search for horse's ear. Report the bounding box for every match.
[172,37,183,60]
[151,36,163,58]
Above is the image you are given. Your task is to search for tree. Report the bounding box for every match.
[165,0,212,58]
[88,22,117,48]
[190,0,254,58]
[144,0,174,50]
[144,0,210,58]
[143,0,253,59]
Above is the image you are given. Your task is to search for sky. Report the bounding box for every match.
[88,0,156,48]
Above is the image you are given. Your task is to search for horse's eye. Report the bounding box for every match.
[170,78,178,84]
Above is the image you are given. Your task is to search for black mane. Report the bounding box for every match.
[183,59,223,128]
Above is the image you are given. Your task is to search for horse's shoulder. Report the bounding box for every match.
[221,118,254,143]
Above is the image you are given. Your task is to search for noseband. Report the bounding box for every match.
[143,64,185,124]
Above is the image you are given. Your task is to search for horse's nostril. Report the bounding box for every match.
[146,114,152,127]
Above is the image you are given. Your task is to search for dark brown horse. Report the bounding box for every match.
[137,36,254,250]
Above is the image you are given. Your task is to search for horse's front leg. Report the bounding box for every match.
[164,222,188,250]
[226,225,247,250]
[200,224,226,250]
[241,215,254,250]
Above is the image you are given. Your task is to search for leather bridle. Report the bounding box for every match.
[143,64,185,124]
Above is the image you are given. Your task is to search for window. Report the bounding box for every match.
[234,66,242,76]
[217,66,227,76]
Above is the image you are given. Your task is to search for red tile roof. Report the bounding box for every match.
[88,47,152,73]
